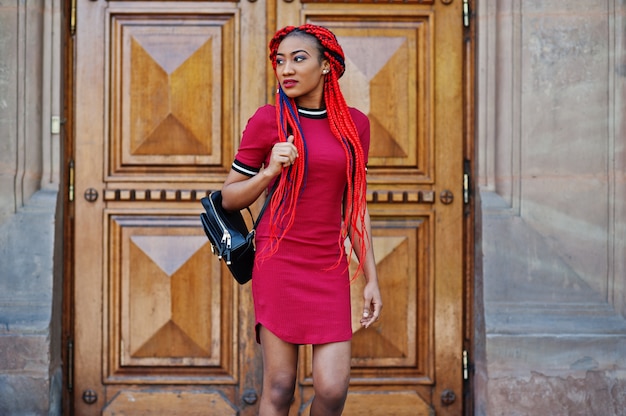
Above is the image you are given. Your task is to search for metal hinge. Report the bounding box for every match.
[463,0,470,28]
[67,339,74,391]
[463,159,470,204]
[69,160,75,202]
[70,0,77,35]
[463,349,469,380]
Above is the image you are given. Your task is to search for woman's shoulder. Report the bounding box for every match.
[243,104,277,133]
[250,104,276,120]
[348,107,369,125]
[348,107,370,135]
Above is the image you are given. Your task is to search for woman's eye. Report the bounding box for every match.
[276,58,284,65]
[294,55,306,62]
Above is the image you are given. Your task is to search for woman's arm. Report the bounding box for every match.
[221,135,297,211]
[220,168,275,211]
[348,205,383,328]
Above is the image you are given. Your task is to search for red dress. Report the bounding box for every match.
[231,105,370,345]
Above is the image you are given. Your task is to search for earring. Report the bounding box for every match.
[323,69,329,74]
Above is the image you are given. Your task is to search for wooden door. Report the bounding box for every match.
[71,0,465,414]
[72,1,267,414]
[274,2,465,415]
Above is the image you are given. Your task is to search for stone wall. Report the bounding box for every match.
[0,0,46,225]
[0,190,62,415]
[0,1,63,414]
[476,0,626,414]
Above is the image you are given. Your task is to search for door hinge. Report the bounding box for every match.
[463,349,469,380]
[70,0,77,35]
[463,0,470,28]
[67,339,74,391]
[69,160,75,202]
[463,159,470,204]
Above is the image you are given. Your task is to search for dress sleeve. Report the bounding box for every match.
[349,108,371,166]
[231,105,278,177]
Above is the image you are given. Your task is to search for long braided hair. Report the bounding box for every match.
[266,24,369,278]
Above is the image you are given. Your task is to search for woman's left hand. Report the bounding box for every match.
[360,280,382,328]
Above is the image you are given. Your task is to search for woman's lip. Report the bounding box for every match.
[282,80,297,88]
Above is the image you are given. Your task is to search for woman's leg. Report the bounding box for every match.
[310,340,351,416]
[259,326,299,416]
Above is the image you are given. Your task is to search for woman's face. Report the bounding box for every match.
[275,34,329,108]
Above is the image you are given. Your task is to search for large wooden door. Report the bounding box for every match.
[71,0,464,414]
[276,2,465,415]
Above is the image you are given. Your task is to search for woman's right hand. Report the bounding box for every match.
[264,135,298,178]
[221,135,298,211]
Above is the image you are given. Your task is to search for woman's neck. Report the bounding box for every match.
[295,95,324,110]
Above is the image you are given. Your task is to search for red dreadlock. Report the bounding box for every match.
[266,24,369,279]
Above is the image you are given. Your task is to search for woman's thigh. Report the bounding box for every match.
[312,340,351,392]
[259,326,299,383]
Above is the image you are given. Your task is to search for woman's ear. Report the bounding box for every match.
[322,59,330,74]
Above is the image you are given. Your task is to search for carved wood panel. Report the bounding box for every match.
[107,11,237,179]
[350,218,431,375]
[340,19,432,179]
[104,213,234,382]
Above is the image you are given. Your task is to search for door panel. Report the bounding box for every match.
[107,7,237,177]
[104,214,232,379]
[109,14,234,174]
[72,0,464,414]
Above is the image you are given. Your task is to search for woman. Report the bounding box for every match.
[221,24,382,416]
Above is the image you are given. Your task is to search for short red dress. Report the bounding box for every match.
[231,104,370,345]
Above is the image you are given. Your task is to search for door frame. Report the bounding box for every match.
[59,1,478,414]
[61,0,76,413]
[462,2,477,414]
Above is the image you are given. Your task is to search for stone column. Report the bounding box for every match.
[476,0,626,414]
[0,0,62,414]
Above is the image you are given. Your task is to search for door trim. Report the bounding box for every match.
[462,1,476,414]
